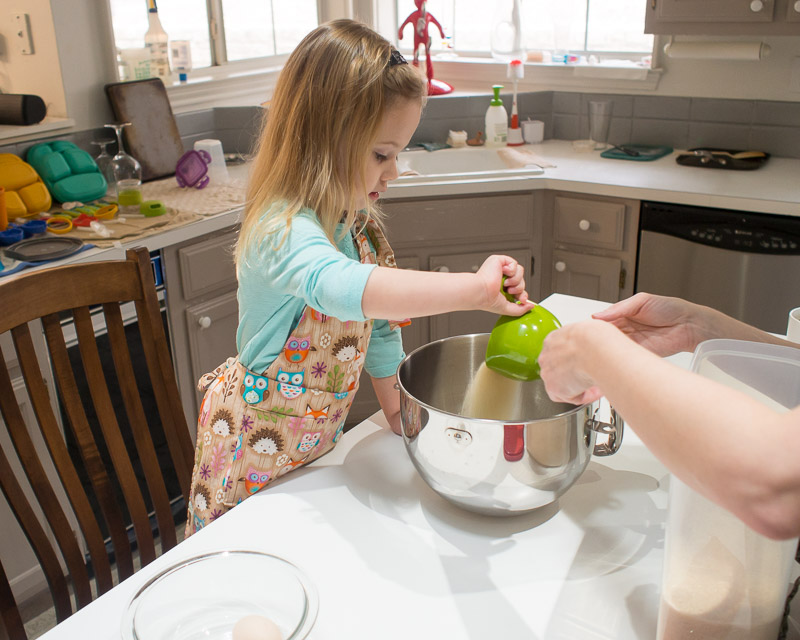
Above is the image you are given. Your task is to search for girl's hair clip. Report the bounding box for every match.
[389,49,408,67]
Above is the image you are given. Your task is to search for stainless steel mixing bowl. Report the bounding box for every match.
[397,334,623,516]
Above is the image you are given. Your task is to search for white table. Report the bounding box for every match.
[40,294,798,640]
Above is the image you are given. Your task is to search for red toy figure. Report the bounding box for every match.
[398,0,453,95]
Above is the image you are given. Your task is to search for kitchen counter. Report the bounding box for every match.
[386,140,800,217]
[37,294,799,640]
[3,140,798,279]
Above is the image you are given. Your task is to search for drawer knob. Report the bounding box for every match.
[555,260,566,272]
[750,0,764,11]
[198,316,212,329]
[578,219,591,231]
[432,265,450,273]
[795,0,800,11]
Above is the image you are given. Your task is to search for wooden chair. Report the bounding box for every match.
[0,247,195,639]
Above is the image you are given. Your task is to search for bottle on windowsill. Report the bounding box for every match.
[144,0,170,80]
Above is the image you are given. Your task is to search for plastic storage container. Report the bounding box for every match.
[656,339,800,640]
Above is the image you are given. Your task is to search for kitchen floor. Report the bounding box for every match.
[19,522,186,639]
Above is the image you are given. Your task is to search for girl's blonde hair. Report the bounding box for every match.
[236,19,427,265]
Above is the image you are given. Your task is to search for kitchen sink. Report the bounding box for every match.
[395,146,545,183]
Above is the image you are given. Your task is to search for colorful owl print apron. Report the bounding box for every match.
[185,218,407,536]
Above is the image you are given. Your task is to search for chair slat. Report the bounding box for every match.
[103,304,176,551]
[1,329,93,609]
[72,307,157,566]
[41,313,131,586]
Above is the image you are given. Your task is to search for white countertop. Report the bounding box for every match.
[4,141,798,279]
[38,293,799,640]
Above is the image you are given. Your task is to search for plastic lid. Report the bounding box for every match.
[490,85,503,106]
[690,339,800,410]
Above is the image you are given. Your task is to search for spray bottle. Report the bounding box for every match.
[506,60,524,146]
[485,85,508,148]
[144,0,170,79]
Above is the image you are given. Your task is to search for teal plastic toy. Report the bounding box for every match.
[26,141,107,204]
[485,284,561,381]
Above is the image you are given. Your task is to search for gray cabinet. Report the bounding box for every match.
[645,0,800,34]
[162,227,239,434]
[542,191,639,303]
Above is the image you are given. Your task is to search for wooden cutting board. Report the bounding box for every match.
[105,78,185,181]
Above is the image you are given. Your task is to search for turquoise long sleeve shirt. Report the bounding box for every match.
[236,210,404,378]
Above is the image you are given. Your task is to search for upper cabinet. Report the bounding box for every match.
[645,0,800,34]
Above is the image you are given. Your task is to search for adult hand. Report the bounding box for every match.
[476,255,535,316]
[538,320,608,405]
[591,292,706,357]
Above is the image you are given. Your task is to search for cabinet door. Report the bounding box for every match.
[184,291,240,428]
[645,0,800,34]
[429,248,532,341]
[552,250,621,303]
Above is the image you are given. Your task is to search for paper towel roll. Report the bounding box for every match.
[663,41,770,61]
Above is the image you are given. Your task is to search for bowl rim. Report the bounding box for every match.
[396,332,588,424]
[120,549,319,640]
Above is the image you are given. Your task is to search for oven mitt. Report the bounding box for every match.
[0,153,52,219]
[26,141,107,204]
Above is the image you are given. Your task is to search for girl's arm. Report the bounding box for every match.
[371,374,402,435]
[361,254,533,320]
[538,319,800,540]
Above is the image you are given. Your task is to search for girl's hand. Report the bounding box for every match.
[476,255,535,316]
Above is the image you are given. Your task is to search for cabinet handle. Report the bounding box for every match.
[795,0,800,12]
[578,219,591,231]
[432,265,450,273]
[750,0,764,11]
[555,260,566,272]
[198,316,212,329]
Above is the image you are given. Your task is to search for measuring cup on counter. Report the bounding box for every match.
[485,282,561,381]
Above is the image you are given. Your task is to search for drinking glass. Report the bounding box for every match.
[105,122,143,215]
[91,139,116,195]
[588,100,613,150]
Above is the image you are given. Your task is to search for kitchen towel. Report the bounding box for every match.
[497,148,556,169]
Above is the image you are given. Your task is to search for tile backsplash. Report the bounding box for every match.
[413,91,800,159]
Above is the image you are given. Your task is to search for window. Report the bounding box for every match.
[108,0,318,76]
[395,0,653,62]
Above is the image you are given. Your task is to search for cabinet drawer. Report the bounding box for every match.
[554,196,625,251]
[384,193,533,247]
[178,230,237,301]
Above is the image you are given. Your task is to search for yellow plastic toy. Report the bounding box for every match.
[0,154,52,219]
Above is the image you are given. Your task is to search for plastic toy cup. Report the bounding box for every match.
[485,282,561,381]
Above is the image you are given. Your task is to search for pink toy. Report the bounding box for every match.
[175,149,211,189]
[398,0,453,96]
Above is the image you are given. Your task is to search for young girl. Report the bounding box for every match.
[185,19,533,534]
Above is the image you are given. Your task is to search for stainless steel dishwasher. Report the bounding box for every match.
[636,201,800,334]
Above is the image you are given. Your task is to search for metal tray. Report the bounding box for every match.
[675,148,770,170]
[3,236,84,262]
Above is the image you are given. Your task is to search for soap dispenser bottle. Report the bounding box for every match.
[485,85,508,148]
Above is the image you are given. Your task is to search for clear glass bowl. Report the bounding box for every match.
[121,551,318,640]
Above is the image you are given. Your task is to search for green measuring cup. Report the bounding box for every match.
[485,285,561,381]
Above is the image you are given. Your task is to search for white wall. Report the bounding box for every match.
[0,0,67,118]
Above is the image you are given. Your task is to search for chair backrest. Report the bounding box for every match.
[0,247,194,638]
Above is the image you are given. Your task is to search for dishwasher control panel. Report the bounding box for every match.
[641,201,800,255]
